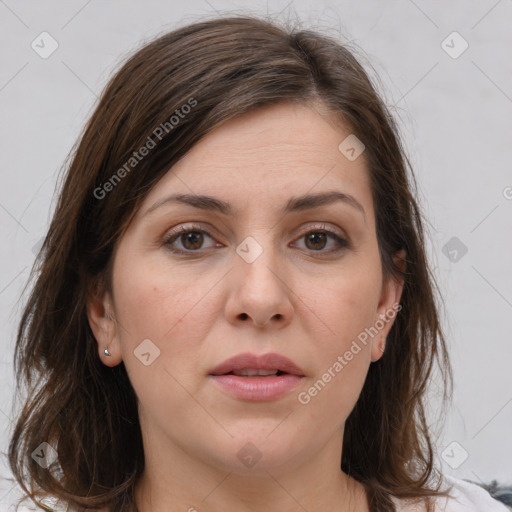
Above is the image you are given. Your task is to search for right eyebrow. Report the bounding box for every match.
[143,193,234,218]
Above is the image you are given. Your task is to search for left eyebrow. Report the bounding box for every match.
[283,191,366,223]
[142,191,366,224]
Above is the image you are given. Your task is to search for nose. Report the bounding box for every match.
[224,240,294,329]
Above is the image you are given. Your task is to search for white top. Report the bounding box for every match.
[392,474,510,511]
[15,475,509,511]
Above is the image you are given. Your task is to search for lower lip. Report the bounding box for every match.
[209,374,303,401]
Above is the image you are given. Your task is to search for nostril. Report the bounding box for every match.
[239,313,248,320]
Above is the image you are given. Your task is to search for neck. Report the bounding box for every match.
[133,428,368,512]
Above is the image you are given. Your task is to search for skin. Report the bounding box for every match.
[88,102,405,512]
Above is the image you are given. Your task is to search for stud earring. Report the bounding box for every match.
[104,347,112,357]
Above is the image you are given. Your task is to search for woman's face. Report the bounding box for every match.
[89,102,403,479]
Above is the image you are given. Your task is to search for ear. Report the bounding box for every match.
[86,281,123,367]
[370,249,406,363]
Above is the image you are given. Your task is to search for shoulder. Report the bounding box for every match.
[392,474,511,512]
[67,508,110,512]
[435,475,511,511]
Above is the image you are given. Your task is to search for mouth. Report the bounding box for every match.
[208,352,305,402]
[208,352,305,377]
[221,369,288,377]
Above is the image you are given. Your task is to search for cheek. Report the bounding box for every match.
[300,264,381,410]
[112,253,210,338]
[111,257,220,421]
[111,254,220,380]
[310,263,381,346]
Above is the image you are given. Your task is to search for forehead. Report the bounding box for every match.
[138,102,373,219]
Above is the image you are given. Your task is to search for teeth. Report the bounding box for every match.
[232,369,279,377]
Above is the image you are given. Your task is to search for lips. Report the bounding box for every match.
[209,352,305,402]
[209,352,305,377]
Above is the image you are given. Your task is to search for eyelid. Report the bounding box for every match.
[164,222,346,241]
[294,222,346,239]
[291,223,350,253]
[162,221,350,254]
[164,222,217,238]
[163,223,219,245]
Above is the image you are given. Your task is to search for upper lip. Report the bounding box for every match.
[209,352,305,376]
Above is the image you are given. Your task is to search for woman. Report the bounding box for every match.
[8,15,509,512]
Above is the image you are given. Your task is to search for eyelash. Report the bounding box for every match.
[162,223,349,256]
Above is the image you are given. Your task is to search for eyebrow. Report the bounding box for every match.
[143,191,366,223]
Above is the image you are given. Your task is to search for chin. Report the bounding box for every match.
[204,434,302,474]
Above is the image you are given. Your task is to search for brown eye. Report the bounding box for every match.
[164,226,218,253]
[304,232,328,251]
[180,231,204,250]
[293,229,349,254]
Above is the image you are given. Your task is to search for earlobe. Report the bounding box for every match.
[370,328,388,362]
[86,289,122,367]
[371,249,406,363]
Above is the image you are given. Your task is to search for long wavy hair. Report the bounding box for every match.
[8,15,453,512]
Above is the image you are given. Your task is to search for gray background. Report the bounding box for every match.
[1,0,511,508]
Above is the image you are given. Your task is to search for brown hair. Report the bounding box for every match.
[8,14,453,512]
